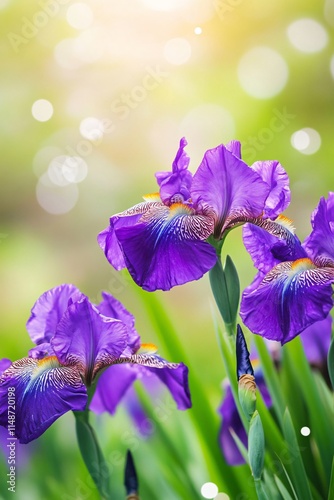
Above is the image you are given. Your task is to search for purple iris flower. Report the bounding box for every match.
[0,285,191,444]
[98,138,290,291]
[240,193,334,344]
[219,316,331,465]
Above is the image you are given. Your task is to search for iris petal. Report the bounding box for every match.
[51,298,128,384]
[240,259,334,344]
[26,284,80,345]
[115,204,216,291]
[97,292,140,352]
[243,221,306,280]
[155,137,192,204]
[251,160,290,219]
[191,144,270,237]
[303,193,334,264]
[91,356,191,415]
[98,200,163,271]
[0,356,87,443]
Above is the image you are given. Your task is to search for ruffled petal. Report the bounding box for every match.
[115,203,216,291]
[96,292,140,352]
[191,144,270,237]
[28,343,55,359]
[0,356,87,443]
[155,138,193,205]
[242,219,306,280]
[251,160,290,219]
[225,140,242,158]
[303,193,334,264]
[0,359,11,376]
[98,200,163,271]
[240,259,334,344]
[300,315,332,366]
[51,298,129,385]
[26,284,81,345]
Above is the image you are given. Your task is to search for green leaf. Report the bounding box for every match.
[74,411,110,499]
[274,474,295,500]
[208,255,239,333]
[224,254,240,323]
[282,408,312,500]
[328,457,334,500]
[248,411,265,481]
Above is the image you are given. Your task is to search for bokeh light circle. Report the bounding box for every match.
[291,128,321,155]
[201,482,219,499]
[301,426,311,436]
[79,117,105,141]
[31,99,54,122]
[66,3,94,30]
[215,494,230,500]
[287,19,328,53]
[238,47,289,99]
[194,27,202,35]
[36,173,79,214]
[48,156,88,186]
[163,38,192,65]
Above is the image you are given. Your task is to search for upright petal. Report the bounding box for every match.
[191,144,270,237]
[251,160,290,219]
[155,137,193,205]
[51,298,129,384]
[303,193,334,263]
[97,292,140,352]
[26,284,81,345]
[241,259,334,344]
[115,203,216,291]
[0,356,87,443]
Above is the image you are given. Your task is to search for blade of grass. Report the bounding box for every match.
[253,336,285,424]
[282,408,312,500]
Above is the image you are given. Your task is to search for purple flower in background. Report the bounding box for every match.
[0,285,191,444]
[240,193,334,344]
[218,316,331,465]
[98,138,290,291]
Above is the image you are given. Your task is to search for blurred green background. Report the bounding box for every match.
[0,0,333,498]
